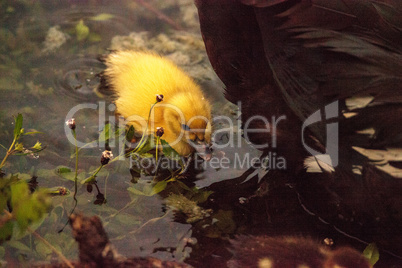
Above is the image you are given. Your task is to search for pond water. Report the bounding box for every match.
[0,1,266,266]
[1,1,400,267]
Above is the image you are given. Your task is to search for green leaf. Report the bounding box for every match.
[160,139,181,160]
[81,174,96,184]
[127,185,147,196]
[152,180,167,195]
[140,153,154,158]
[7,181,50,235]
[12,172,31,181]
[10,181,29,209]
[191,189,214,204]
[0,221,13,242]
[23,131,43,136]
[13,214,46,240]
[6,240,31,252]
[36,168,55,179]
[115,214,141,226]
[31,141,42,150]
[136,135,156,154]
[75,19,89,41]
[90,13,114,21]
[363,243,380,266]
[126,125,135,142]
[10,182,47,231]
[56,166,72,174]
[13,113,23,139]
[99,123,112,142]
[14,142,23,152]
[1,173,20,186]
[127,180,167,196]
[62,171,85,182]
[35,238,54,259]
[174,180,192,191]
[46,187,70,196]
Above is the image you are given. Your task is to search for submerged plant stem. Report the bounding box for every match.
[155,136,160,163]
[132,101,158,153]
[73,130,78,199]
[83,165,104,184]
[3,210,73,268]
[91,165,104,179]
[0,137,17,169]
[106,101,159,166]
[103,198,137,227]
[59,129,79,233]
[30,227,74,268]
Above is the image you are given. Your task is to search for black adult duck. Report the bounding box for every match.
[195,0,402,262]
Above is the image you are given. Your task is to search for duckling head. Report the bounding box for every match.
[161,91,212,160]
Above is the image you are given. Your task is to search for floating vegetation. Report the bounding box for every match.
[41,25,70,55]
[166,193,212,223]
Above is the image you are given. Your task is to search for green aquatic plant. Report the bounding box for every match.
[0,114,50,242]
[363,243,380,266]
[0,177,51,241]
[0,114,44,170]
[0,174,73,265]
[75,19,89,42]
[90,13,115,22]
[166,193,212,223]
[0,113,74,267]
[80,98,186,197]
[81,150,113,185]
[73,18,103,43]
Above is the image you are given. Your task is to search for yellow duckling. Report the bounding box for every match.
[100,51,212,159]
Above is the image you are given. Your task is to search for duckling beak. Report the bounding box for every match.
[191,140,212,161]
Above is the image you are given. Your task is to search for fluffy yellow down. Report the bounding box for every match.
[103,51,212,156]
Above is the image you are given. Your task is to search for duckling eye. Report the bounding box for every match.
[181,124,190,131]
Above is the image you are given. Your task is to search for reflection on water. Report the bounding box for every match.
[0,0,246,266]
[56,57,104,99]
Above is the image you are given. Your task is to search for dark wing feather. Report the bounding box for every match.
[250,0,402,148]
[195,0,273,104]
[254,1,401,108]
[196,0,402,258]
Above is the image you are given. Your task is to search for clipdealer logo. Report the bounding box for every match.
[302,101,339,168]
[64,100,339,171]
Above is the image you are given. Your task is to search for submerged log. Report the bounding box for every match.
[34,213,190,268]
